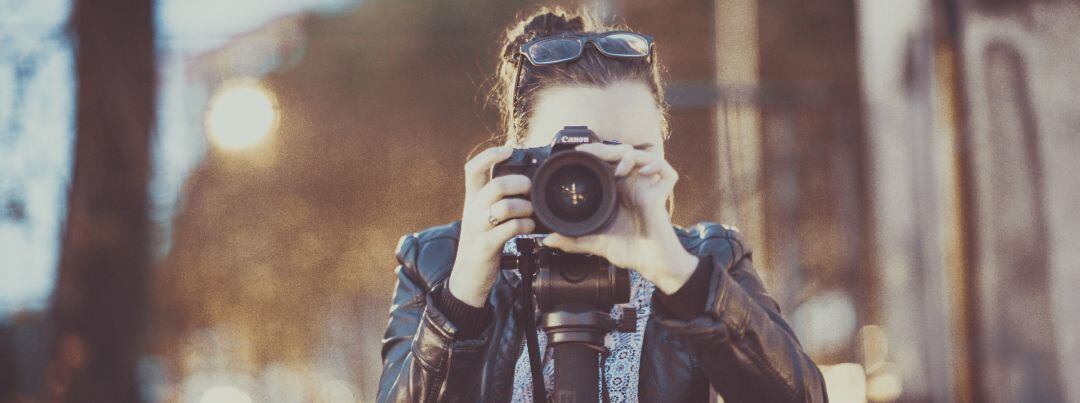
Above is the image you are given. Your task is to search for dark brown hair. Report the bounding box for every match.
[491,7,668,145]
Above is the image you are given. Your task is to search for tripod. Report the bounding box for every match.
[512,237,631,402]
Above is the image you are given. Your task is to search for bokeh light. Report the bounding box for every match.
[199,386,252,403]
[792,290,858,358]
[866,362,903,402]
[205,81,279,151]
[317,379,358,403]
[820,363,867,403]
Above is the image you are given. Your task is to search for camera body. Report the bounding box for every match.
[491,126,619,237]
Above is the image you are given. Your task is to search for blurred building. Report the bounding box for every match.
[856,0,1080,401]
[711,0,1080,401]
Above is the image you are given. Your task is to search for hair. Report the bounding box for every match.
[490,6,669,145]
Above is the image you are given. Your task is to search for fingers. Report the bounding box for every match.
[475,174,531,206]
[638,158,678,181]
[464,146,514,194]
[461,174,533,254]
[488,198,533,224]
[541,233,594,254]
[577,143,675,183]
[487,218,536,247]
[613,150,658,177]
[575,142,634,162]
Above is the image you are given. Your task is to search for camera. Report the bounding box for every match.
[494,127,628,401]
[490,125,619,237]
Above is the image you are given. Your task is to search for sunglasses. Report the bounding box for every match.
[510,31,655,128]
[518,31,654,66]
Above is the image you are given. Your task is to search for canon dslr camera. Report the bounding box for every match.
[490,125,619,236]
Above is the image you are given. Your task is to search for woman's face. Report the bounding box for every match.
[516,80,665,156]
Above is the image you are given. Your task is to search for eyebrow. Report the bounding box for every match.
[632,142,655,150]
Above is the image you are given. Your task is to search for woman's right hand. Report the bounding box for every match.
[447,146,535,308]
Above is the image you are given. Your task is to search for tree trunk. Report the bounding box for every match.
[48,0,155,401]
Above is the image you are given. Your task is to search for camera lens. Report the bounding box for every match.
[530,151,617,236]
[545,166,602,222]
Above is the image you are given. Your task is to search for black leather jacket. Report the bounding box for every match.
[377,221,827,402]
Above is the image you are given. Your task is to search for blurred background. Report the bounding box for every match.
[1,0,1078,401]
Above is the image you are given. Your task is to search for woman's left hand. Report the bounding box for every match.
[541,143,700,294]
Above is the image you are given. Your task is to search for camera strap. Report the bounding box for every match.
[518,267,549,403]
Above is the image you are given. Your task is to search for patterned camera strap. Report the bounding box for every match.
[504,236,656,403]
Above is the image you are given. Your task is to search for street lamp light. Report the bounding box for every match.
[205,80,279,151]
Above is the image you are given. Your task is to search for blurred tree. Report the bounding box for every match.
[0,326,15,401]
[48,0,155,402]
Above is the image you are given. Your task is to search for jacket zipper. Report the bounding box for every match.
[516,333,526,363]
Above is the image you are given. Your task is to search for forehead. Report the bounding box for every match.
[519,81,664,150]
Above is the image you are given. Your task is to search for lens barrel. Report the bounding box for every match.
[530,150,617,237]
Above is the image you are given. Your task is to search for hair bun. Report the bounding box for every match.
[503,9,587,60]
[523,12,585,37]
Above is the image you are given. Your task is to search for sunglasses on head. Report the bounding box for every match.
[509,31,655,128]
[517,31,654,66]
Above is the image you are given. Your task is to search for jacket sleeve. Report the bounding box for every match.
[376,233,493,403]
[655,227,828,403]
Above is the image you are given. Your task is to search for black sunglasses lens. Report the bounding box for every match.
[527,38,582,64]
[594,33,650,57]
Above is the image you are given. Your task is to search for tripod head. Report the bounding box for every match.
[501,236,633,402]
[501,236,630,314]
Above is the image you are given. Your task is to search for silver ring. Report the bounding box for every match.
[487,207,500,227]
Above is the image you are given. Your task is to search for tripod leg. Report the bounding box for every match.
[552,343,601,403]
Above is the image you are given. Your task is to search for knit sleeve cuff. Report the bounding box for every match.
[433,285,493,339]
[655,255,713,321]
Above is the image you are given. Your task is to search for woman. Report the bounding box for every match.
[378,8,827,402]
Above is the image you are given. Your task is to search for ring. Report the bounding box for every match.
[487,207,500,227]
